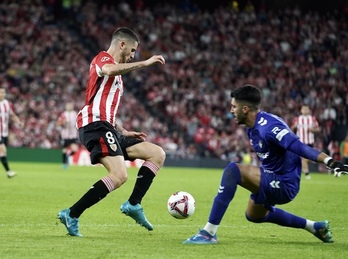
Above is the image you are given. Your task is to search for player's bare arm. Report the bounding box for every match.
[309,126,320,133]
[102,55,165,76]
[11,113,24,128]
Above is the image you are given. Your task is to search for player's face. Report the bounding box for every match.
[65,102,74,111]
[0,89,6,101]
[301,106,310,115]
[120,40,138,63]
[230,98,247,125]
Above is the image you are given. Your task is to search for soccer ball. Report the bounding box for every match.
[167,191,195,219]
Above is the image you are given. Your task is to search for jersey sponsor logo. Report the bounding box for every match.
[256,152,269,159]
[101,56,111,62]
[264,169,274,174]
[258,117,268,126]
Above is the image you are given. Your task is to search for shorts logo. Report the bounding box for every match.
[109,144,117,151]
[270,180,280,188]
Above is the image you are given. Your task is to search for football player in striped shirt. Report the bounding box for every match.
[58,27,166,236]
[0,88,23,178]
[291,105,320,179]
[56,102,79,169]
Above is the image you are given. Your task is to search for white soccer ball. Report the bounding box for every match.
[167,191,195,219]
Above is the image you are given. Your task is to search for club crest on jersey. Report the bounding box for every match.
[259,140,263,148]
[110,144,117,151]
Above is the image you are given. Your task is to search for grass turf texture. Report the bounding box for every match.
[0,162,347,259]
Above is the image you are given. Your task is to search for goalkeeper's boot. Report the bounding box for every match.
[313,220,333,243]
[183,229,217,244]
[57,208,82,237]
[120,201,153,231]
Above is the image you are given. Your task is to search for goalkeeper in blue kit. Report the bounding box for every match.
[184,84,348,244]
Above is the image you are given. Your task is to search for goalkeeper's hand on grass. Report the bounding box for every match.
[326,158,348,177]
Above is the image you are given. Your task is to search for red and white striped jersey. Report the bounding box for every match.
[292,115,319,145]
[76,51,123,128]
[0,99,14,137]
[58,110,78,139]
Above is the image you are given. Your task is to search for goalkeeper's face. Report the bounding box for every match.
[230,98,247,125]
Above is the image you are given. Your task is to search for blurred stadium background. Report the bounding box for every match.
[1,0,347,168]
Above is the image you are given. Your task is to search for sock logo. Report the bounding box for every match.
[218,185,225,193]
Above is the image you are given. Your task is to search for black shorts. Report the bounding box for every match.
[0,136,8,146]
[78,121,143,164]
[61,138,78,148]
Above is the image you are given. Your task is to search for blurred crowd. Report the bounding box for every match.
[1,0,347,162]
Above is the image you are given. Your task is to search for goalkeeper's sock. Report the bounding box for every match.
[207,163,241,226]
[256,207,306,229]
[203,222,219,236]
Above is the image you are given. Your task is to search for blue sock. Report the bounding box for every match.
[208,163,241,225]
[256,207,306,228]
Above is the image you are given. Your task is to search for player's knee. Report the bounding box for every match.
[150,145,166,168]
[245,213,264,223]
[108,169,128,188]
[224,162,241,184]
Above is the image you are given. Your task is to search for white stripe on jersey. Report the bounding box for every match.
[76,51,124,129]
[92,76,104,120]
[0,100,12,137]
[294,115,318,144]
[60,110,78,139]
[80,106,89,127]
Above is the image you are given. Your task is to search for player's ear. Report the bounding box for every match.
[242,105,249,113]
[119,41,126,50]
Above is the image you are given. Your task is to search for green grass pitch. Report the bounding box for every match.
[0,162,347,258]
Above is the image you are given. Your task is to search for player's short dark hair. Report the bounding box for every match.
[112,27,140,43]
[230,84,262,108]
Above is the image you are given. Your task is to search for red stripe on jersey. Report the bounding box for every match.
[0,100,13,137]
[59,111,78,139]
[99,82,110,121]
[109,75,122,126]
[293,115,318,144]
[99,137,109,157]
[76,52,123,129]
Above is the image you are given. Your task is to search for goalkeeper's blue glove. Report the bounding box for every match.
[326,158,348,177]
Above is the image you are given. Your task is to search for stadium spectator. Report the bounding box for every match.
[0,0,347,162]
